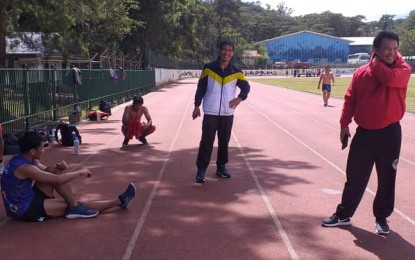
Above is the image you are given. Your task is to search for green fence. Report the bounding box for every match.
[0,68,155,133]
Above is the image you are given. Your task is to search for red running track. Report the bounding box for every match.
[0,77,414,259]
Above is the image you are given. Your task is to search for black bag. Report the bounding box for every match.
[99,100,112,115]
[55,122,81,146]
[2,133,19,155]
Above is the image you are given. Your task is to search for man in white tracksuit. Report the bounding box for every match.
[192,40,250,183]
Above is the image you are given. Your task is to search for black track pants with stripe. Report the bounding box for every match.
[196,114,233,170]
[336,122,401,220]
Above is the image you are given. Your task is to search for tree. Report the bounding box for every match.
[378,14,396,31]
[123,0,202,68]
[1,0,138,67]
[398,29,415,56]
[0,0,8,67]
[398,10,415,55]
[275,1,293,16]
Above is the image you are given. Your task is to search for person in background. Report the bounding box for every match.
[1,131,137,222]
[192,40,250,183]
[121,95,156,146]
[321,31,411,235]
[317,65,335,107]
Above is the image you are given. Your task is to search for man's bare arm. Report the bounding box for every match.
[317,76,322,89]
[142,106,153,125]
[15,164,91,185]
[122,106,131,125]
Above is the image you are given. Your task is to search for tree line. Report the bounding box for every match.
[1,0,414,68]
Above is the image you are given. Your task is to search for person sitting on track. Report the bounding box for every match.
[0,131,136,222]
[121,95,156,146]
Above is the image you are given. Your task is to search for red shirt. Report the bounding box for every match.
[340,53,412,129]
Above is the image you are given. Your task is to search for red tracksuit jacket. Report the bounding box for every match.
[340,53,412,129]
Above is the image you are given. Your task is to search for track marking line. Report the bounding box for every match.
[245,102,415,227]
[122,92,193,260]
[275,101,415,166]
[0,218,9,228]
[232,132,299,260]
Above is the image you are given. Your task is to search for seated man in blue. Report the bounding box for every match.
[1,131,136,222]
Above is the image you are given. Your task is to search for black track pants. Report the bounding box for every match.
[336,122,401,220]
[196,115,233,169]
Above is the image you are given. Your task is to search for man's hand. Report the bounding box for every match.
[192,107,201,120]
[80,168,92,178]
[56,161,68,171]
[229,97,242,109]
[340,127,351,143]
[141,122,151,131]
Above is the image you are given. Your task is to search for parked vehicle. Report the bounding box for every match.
[347,53,370,64]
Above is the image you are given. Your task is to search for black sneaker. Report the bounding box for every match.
[122,138,129,147]
[375,219,390,235]
[321,214,351,227]
[195,168,206,183]
[216,165,231,178]
[119,183,137,208]
[138,136,148,145]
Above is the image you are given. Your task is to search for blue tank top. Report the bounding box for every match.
[1,154,36,218]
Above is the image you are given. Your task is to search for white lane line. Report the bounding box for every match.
[233,133,299,260]
[0,218,9,228]
[287,104,415,166]
[403,134,415,140]
[122,94,193,260]
[246,102,415,227]
[400,156,415,166]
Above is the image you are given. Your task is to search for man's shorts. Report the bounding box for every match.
[322,84,332,92]
[21,186,52,222]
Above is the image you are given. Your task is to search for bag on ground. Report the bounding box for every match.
[55,122,81,146]
[99,100,112,115]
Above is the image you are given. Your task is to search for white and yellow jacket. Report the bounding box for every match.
[194,59,250,116]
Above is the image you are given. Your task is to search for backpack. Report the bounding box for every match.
[2,133,20,155]
[99,100,112,115]
[55,122,81,146]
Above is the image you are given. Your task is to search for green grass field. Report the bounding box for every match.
[250,76,415,113]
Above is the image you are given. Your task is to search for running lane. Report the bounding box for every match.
[0,78,414,259]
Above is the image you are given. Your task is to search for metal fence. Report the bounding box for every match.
[0,68,155,133]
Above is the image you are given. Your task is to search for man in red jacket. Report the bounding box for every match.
[321,31,412,235]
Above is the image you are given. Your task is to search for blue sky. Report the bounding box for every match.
[243,0,415,21]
